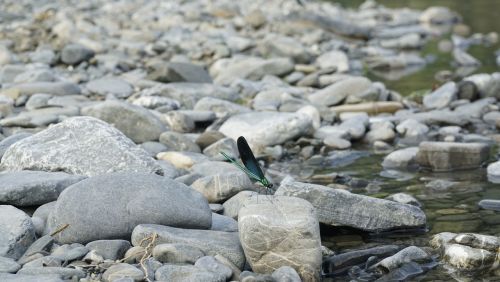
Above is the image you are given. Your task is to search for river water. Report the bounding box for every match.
[296,1,500,280]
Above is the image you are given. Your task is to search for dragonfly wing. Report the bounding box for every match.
[237,136,266,180]
[220,151,262,181]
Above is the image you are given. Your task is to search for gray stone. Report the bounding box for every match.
[443,244,495,271]
[275,180,426,231]
[17,267,85,279]
[47,172,211,244]
[85,240,131,260]
[194,97,251,118]
[132,224,244,269]
[373,246,429,272]
[0,107,80,127]
[385,193,421,207]
[196,131,226,150]
[259,35,310,64]
[148,62,212,83]
[159,132,200,152]
[381,147,419,169]
[239,196,321,281]
[0,132,31,159]
[0,171,85,206]
[453,233,500,251]
[14,69,56,83]
[195,256,233,280]
[222,191,259,219]
[0,65,26,83]
[4,82,80,96]
[0,117,163,177]
[19,235,54,260]
[25,93,52,110]
[416,142,490,171]
[22,256,62,268]
[102,263,144,282]
[130,95,180,110]
[61,44,94,65]
[153,243,205,264]
[219,112,312,150]
[86,78,133,98]
[0,273,63,282]
[272,266,302,282]
[82,100,167,143]
[29,48,57,65]
[162,111,195,133]
[203,137,238,161]
[155,264,226,282]
[191,171,255,203]
[0,256,20,273]
[214,57,294,84]
[464,73,500,99]
[323,136,351,150]
[308,77,372,106]
[316,50,349,72]
[423,81,457,110]
[156,160,179,179]
[420,6,459,24]
[51,244,89,261]
[364,122,396,143]
[211,213,238,232]
[139,141,168,157]
[0,205,35,260]
[453,49,480,66]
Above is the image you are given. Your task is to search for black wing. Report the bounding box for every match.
[237,136,265,180]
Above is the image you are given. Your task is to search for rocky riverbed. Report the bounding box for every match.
[1,0,500,281]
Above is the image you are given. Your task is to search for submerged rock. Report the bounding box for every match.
[415,142,490,171]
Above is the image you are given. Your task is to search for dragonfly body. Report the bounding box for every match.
[221,136,273,189]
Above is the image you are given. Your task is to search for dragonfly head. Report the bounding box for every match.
[261,178,273,189]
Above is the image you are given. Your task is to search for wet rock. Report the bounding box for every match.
[47,172,211,244]
[308,77,372,106]
[155,264,226,282]
[132,224,245,268]
[60,43,94,65]
[0,205,35,260]
[275,180,426,231]
[159,131,200,152]
[0,117,163,176]
[423,81,457,110]
[415,142,490,171]
[102,263,144,282]
[386,193,421,207]
[381,147,419,169]
[443,244,495,271]
[0,171,85,206]
[86,78,133,98]
[478,199,500,211]
[373,246,430,272]
[219,111,312,150]
[239,196,321,281]
[153,243,205,264]
[85,240,131,260]
[82,100,167,143]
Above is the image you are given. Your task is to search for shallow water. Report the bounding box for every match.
[332,0,500,96]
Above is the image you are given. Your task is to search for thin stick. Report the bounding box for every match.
[50,224,70,236]
[139,233,158,282]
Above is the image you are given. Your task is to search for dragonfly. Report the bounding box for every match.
[220,136,274,191]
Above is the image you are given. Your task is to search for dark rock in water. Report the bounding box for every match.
[375,261,433,282]
[416,142,490,171]
[322,245,400,276]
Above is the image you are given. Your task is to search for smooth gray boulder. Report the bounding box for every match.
[275,180,426,231]
[239,196,322,281]
[0,171,85,206]
[47,173,211,244]
[82,100,167,143]
[191,171,256,203]
[0,205,36,259]
[0,117,163,177]
[132,224,245,269]
[416,142,490,171]
[219,111,312,150]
